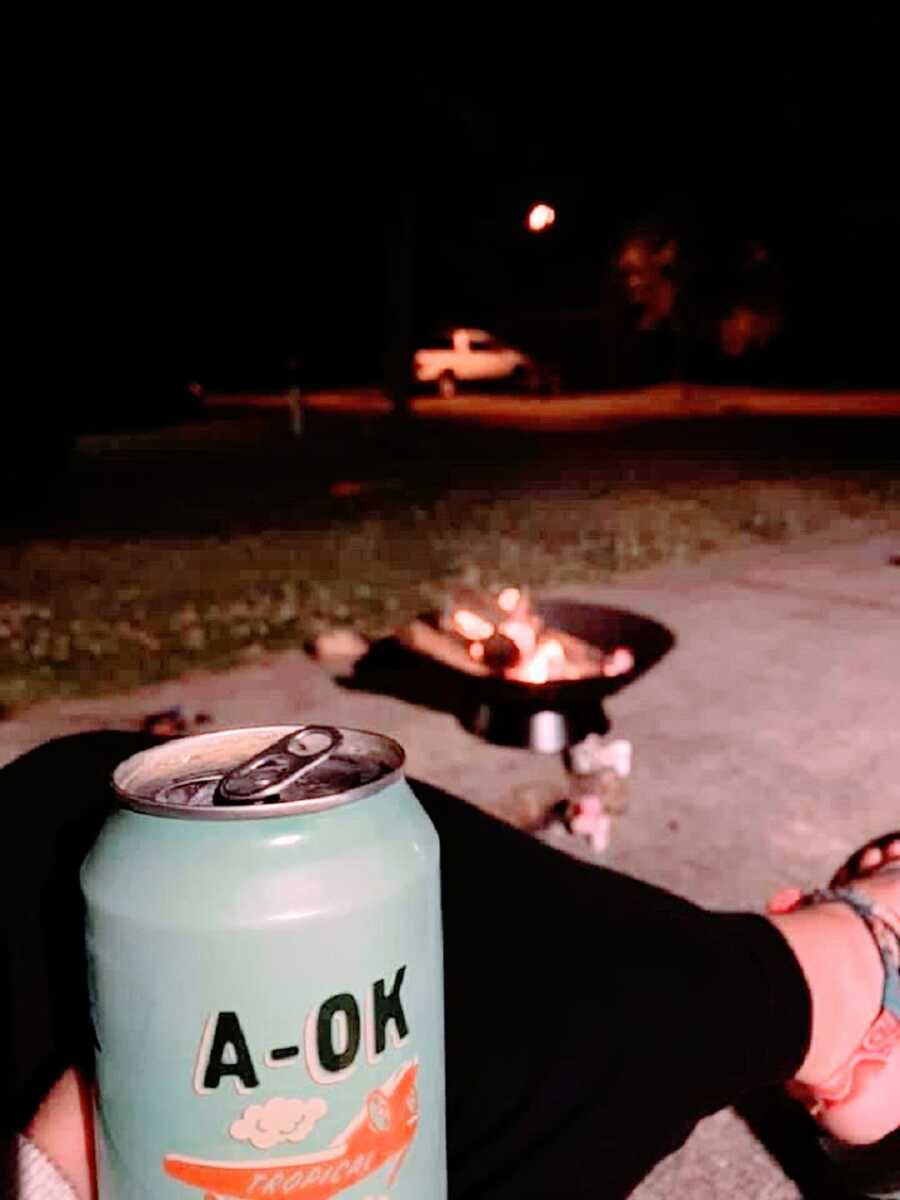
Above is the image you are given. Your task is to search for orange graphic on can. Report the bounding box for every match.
[163,1060,419,1199]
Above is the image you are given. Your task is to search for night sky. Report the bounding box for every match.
[28,15,899,395]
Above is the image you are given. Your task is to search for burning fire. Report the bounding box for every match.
[447,587,634,684]
[514,636,565,684]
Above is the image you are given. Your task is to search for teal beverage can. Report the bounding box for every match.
[80,724,446,1200]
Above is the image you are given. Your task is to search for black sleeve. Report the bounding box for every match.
[412,782,811,1199]
[2,732,161,1129]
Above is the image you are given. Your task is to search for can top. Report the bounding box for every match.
[112,725,405,820]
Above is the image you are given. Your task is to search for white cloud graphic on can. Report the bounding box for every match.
[230,1097,328,1149]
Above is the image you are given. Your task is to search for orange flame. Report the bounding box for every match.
[508,637,565,683]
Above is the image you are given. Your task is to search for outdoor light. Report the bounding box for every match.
[526,203,556,233]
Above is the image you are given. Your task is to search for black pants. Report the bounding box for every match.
[2,733,811,1198]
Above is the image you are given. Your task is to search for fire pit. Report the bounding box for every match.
[346,594,674,753]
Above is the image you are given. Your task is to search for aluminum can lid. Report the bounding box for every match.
[112,725,405,820]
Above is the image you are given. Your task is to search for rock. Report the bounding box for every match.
[140,707,188,737]
[311,628,369,678]
[501,780,567,831]
[139,708,215,737]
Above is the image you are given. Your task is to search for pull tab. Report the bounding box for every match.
[213,726,343,806]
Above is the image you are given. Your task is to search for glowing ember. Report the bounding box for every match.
[497,587,521,613]
[453,608,495,642]
[468,641,485,661]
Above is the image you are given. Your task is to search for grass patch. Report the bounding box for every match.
[2,477,898,713]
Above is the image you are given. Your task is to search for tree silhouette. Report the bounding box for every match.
[615,216,785,384]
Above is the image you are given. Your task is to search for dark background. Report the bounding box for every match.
[16,14,900,419]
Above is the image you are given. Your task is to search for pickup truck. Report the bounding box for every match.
[413,328,539,398]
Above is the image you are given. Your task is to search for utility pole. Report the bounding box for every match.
[384,190,415,419]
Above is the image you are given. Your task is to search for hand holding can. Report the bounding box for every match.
[81,725,447,1199]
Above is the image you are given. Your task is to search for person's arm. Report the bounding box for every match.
[21,1069,95,1200]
